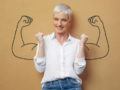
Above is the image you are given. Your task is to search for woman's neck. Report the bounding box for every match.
[55,32,69,45]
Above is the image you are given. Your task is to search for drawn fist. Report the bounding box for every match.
[18,15,33,27]
[80,34,88,45]
[88,15,103,27]
[35,32,44,43]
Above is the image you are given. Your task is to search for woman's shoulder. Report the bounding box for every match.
[43,32,54,42]
[71,36,80,43]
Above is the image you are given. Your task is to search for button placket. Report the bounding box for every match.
[60,46,64,77]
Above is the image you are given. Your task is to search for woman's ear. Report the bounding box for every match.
[68,19,72,25]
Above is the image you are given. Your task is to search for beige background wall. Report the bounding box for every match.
[0,0,120,90]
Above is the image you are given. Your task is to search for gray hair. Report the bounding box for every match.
[53,3,72,20]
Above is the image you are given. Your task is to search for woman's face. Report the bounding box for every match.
[53,13,71,34]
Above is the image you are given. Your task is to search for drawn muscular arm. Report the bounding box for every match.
[85,15,109,60]
[12,16,37,60]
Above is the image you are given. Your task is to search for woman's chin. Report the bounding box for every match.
[55,29,65,34]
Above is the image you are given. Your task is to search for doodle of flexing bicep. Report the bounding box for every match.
[12,15,37,60]
[85,15,110,60]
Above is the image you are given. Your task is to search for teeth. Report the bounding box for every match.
[57,27,63,30]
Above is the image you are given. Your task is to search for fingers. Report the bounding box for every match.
[35,32,44,42]
[35,32,43,37]
[81,33,88,39]
[80,33,88,44]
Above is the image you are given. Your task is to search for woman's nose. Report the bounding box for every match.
[58,21,62,26]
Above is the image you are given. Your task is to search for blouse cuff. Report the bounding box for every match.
[34,56,45,64]
[74,57,86,67]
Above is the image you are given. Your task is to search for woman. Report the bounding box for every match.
[34,3,88,90]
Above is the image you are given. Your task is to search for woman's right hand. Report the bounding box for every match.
[35,32,44,45]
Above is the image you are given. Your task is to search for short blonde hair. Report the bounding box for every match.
[53,3,72,20]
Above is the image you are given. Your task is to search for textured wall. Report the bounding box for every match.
[0,0,120,90]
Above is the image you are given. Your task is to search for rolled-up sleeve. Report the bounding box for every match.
[33,43,46,73]
[73,41,86,75]
[74,57,86,75]
[34,57,46,73]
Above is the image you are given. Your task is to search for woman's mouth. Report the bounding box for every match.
[56,26,64,30]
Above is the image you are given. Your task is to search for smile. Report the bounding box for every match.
[56,26,64,30]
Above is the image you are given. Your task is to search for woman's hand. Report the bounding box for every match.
[80,34,88,45]
[35,32,44,45]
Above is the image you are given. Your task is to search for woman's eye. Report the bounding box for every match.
[54,18,58,21]
[62,19,67,22]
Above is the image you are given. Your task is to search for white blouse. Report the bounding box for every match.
[33,32,86,87]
